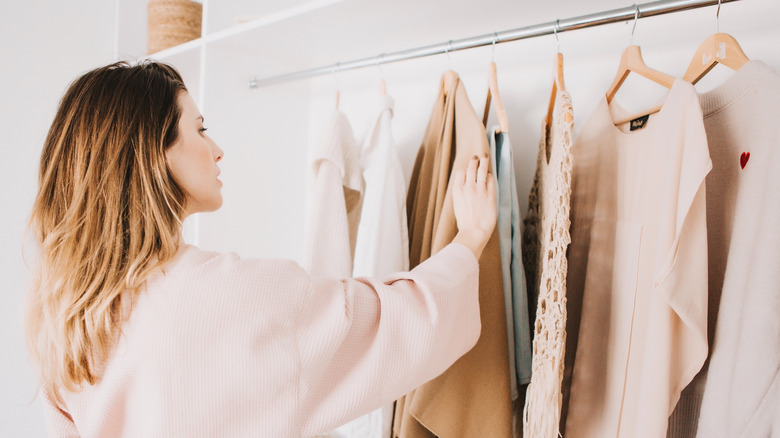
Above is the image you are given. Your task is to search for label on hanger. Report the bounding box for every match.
[630,115,650,131]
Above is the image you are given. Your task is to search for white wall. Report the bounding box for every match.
[194,41,312,262]
[2,0,780,435]
[0,1,115,436]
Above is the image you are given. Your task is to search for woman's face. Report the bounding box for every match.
[166,92,224,217]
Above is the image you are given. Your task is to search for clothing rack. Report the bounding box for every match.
[249,0,741,88]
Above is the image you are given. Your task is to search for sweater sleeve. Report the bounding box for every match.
[42,389,80,438]
[295,243,481,436]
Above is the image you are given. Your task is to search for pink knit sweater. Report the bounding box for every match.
[42,243,480,437]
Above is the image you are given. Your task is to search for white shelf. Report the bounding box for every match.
[146,36,202,60]
[142,0,346,62]
[203,0,346,39]
[131,0,646,80]
[122,0,778,87]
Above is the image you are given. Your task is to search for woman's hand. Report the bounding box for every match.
[452,154,497,260]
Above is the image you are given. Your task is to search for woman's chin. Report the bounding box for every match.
[185,198,223,216]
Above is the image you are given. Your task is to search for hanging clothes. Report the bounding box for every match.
[333,94,409,438]
[564,79,711,437]
[353,95,410,279]
[302,110,364,277]
[665,60,780,438]
[521,87,574,437]
[393,71,513,438]
[488,125,532,402]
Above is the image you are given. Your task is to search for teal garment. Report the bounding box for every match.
[488,126,532,400]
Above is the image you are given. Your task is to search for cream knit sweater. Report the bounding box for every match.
[42,243,481,438]
[667,60,780,438]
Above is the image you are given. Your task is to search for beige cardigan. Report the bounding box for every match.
[393,71,513,438]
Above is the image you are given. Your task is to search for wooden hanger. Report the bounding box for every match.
[683,33,749,84]
[606,45,675,102]
[685,0,749,84]
[605,45,676,126]
[442,69,458,97]
[482,61,509,133]
[441,41,459,97]
[545,52,569,127]
[377,57,387,97]
[546,21,569,126]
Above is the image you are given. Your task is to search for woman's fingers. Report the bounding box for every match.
[464,154,490,187]
[451,152,497,259]
[465,155,479,185]
[477,154,489,185]
[486,171,496,199]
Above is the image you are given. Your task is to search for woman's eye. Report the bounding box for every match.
[198,127,208,134]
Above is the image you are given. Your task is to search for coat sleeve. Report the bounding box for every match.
[295,243,481,436]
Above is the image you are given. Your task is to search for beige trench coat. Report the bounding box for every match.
[393,71,513,438]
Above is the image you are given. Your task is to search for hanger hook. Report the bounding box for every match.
[631,4,640,45]
[716,0,721,33]
[445,40,453,69]
[491,32,498,62]
[331,63,341,90]
[376,54,386,78]
[554,19,561,53]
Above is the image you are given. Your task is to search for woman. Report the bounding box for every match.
[25,61,496,437]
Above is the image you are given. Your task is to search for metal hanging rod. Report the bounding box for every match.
[250,0,740,88]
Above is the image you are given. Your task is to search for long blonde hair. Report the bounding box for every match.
[26,61,188,403]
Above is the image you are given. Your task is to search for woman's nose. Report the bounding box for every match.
[213,143,224,162]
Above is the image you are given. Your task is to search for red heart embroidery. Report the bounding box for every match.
[740,152,750,169]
